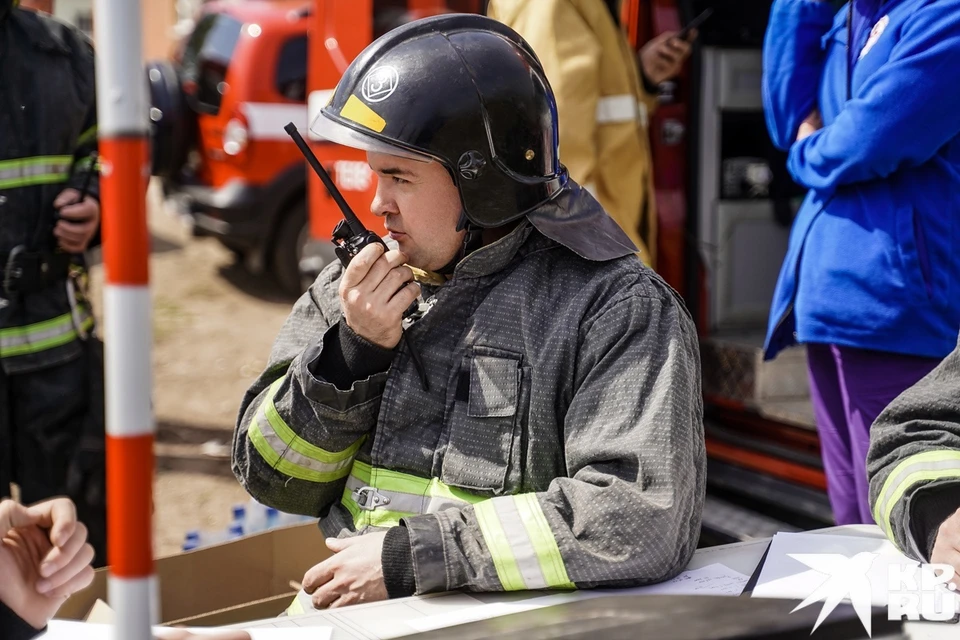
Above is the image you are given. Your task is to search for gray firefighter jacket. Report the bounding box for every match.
[869,335,960,561]
[233,183,705,595]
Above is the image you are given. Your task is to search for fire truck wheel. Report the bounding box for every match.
[272,200,309,296]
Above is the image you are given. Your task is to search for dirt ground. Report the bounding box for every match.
[89,180,296,557]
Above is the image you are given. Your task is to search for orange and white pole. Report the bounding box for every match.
[92,0,155,637]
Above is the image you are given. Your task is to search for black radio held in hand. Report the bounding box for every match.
[283,123,385,267]
[284,123,431,392]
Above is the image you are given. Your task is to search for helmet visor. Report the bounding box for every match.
[310,111,432,163]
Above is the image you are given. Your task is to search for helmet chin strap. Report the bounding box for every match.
[436,208,483,276]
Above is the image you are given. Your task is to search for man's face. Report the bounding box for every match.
[367,151,465,272]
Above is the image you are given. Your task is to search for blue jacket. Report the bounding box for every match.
[762,0,960,360]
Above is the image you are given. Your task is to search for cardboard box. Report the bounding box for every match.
[58,522,330,626]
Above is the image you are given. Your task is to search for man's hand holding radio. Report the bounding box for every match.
[339,243,420,349]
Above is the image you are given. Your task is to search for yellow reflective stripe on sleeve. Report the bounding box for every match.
[248,378,363,483]
[474,495,575,591]
[874,451,960,536]
[0,312,88,358]
[0,155,73,189]
[514,494,574,589]
[474,499,528,591]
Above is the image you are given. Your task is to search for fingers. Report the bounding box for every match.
[310,581,341,609]
[301,558,336,595]
[40,556,95,599]
[37,539,95,596]
[53,188,81,209]
[27,498,77,548]
[57,199,99,222]
[0,499,40,532]
[325,537,348,552]
[40,521,88,579]
[55,218,97,246]
[371,265,415,306]
[339,243,386,289]
[383,281,420,318]
[350,249,410,297]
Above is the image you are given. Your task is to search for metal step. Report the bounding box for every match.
[707,458,834,528]
[701,495,799,544]
[701,332,809,407]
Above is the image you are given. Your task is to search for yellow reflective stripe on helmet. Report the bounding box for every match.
[0,155,73,189]
[475,495,575,592]
[248,378,363,482]
[874,450,960,536]
[0,312,91,358]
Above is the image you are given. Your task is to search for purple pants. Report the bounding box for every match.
[807,344,941,525]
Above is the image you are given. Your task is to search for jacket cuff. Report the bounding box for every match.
[908,482,960,561]
[638,66,660,96]
[0,600,44,640]
[403,514,448,594]
[307,322,394,390]
[382,525,417,598]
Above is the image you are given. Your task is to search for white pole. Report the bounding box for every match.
[91,0,155,637]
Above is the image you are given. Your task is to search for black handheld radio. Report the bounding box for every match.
[283,123,384,268]
[284,122,430,391]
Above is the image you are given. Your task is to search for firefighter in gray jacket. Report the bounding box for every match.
[869,337,960,575]
[232,14,705,607]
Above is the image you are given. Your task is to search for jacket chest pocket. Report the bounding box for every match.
[440,348,526,496]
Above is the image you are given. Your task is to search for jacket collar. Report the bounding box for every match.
[7,8,72,55]
[451,179,638,280]
[526,180,639,262]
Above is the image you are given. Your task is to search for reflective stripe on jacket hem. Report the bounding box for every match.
[873,450,960,538]
[340,460,485,529]
[0,155,73,189]
[0,309,94,358]
[474,494,575,591]
[248,378,364,482]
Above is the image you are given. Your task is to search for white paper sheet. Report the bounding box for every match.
[40,620,331,640]
[407,563,750,632]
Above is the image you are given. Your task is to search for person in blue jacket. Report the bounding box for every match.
[762,0,960,525]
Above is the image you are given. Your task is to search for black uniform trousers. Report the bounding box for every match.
[0,335,107,567]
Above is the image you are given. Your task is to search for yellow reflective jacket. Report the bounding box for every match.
[488,0,658,267]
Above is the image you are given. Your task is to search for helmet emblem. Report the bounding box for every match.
[458,151,487,180]
[361,66,400,103]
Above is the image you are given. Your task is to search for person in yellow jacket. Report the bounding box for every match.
[487,0,693,268]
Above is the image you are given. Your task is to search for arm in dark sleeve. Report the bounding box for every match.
[68,33,99,202]
[232,263,393,516]
[868,336,960,560]
[0,601,43,640]
[309,321,394,391]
